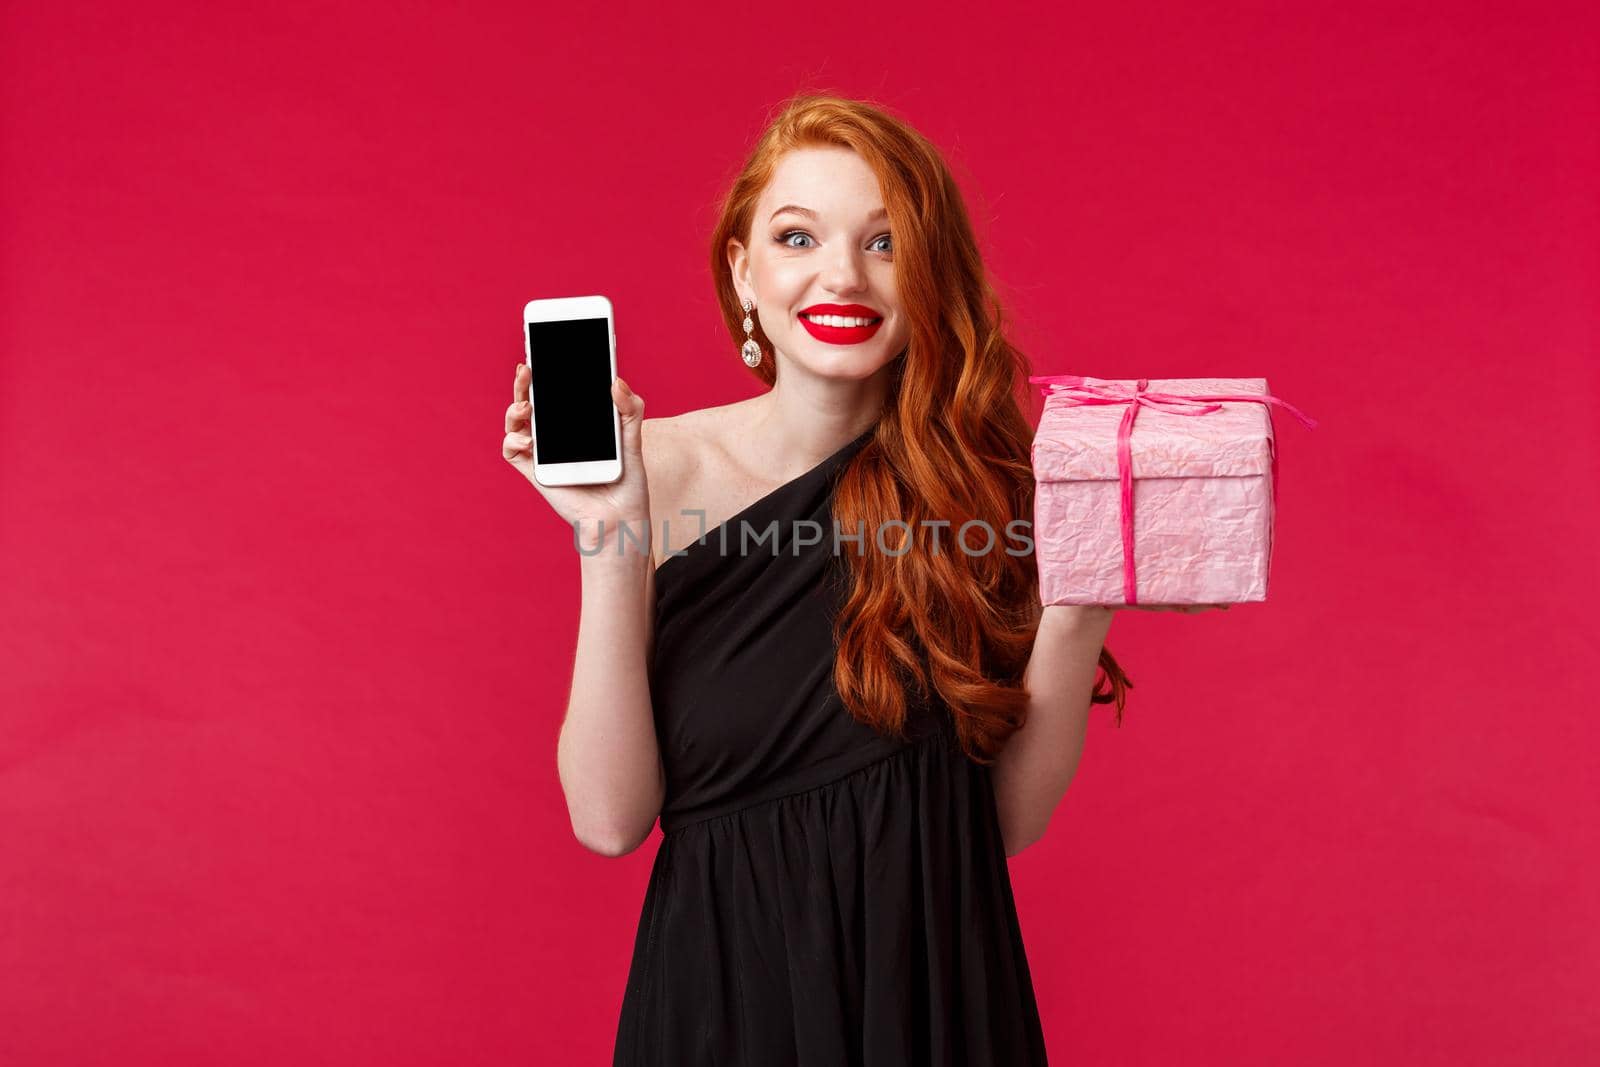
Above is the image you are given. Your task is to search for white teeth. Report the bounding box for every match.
[802,313,880,328]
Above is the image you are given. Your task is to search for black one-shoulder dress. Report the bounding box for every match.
[612,426,1049,1066]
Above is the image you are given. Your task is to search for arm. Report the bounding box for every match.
[506,369,663,858]
[989,604,1116,858]
[552,413,668,859]
[556,546,665,857]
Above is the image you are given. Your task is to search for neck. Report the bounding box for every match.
[744,363,889,473]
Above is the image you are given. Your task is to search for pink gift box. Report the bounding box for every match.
[1028,374,1317,606]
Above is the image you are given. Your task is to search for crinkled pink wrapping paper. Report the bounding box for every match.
[1031,376,1281,606]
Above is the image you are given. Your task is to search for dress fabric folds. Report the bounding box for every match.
[612,426,1049,1066]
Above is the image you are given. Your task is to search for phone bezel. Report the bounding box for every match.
[522,294,622,486]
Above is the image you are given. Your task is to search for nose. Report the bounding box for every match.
[821,245,867,295]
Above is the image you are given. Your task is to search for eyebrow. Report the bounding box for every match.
[770,204,890,223]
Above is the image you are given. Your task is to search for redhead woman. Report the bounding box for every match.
[502,92,1218,1066]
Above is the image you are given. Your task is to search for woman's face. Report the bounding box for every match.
[728,146,908,382]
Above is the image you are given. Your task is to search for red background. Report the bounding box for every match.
[3,2,1596,1063]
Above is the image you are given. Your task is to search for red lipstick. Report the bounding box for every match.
[798,303,884,346]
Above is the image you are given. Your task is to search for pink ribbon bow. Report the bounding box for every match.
[1028,374,1319,604]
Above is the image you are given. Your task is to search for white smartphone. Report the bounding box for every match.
[522,294,622,486]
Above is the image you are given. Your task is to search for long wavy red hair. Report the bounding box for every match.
[708,92,1133,763]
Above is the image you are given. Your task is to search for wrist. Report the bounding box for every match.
[1040,603,1115,636]
[570,513,653,560]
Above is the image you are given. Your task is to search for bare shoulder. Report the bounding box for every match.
[640,402,758,565]
[640,414,692,515]
[643,401,755,483]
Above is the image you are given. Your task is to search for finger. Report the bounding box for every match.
[515,361,530,405]
[505,397,531,433]
[502,430,533,462]
[614,377,644,456]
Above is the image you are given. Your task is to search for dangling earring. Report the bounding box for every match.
[740,298,763,368]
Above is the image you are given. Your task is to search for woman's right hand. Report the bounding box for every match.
[502,362,652,557]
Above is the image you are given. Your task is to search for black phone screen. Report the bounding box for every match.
[526,316,617,464]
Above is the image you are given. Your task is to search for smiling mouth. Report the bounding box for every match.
[797,313,885,346]
[799,313,883,326]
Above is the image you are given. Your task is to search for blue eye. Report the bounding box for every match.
[776,230,893,254]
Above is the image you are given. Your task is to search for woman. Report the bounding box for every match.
[503,93,1220,1065]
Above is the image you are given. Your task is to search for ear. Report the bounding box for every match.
[726,237,753,305]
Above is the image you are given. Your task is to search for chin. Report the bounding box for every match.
[796,354,896,381]
[783,340,899,377]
